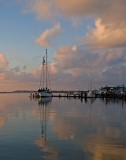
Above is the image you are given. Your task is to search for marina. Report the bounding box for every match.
[1,1,126,160]
[30,86,126,99]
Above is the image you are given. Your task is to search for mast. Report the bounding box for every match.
[40,49,48,89]
[42,56,45,89]
[90,67,92,91]
[46,49,48,88]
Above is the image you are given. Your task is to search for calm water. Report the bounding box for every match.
[0,93,126,160]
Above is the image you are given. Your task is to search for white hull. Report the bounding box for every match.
[39,91,53,97]
[87,90,96,98]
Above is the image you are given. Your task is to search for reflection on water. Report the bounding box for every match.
[39,97,52,142]
[100,97,126,108]
[0,93,126,160]
[38,97,52,106]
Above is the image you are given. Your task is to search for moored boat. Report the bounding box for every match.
[38,88,52,97]
[87,90,96,98]
[31,49,53,98]
[87,68,96,98]
[38,49,53,98]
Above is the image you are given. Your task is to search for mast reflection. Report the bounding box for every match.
[38,97,52,142]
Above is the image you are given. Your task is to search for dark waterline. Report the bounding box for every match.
[0,93,126,160]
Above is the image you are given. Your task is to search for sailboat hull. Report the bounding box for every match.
[87,90,96,98]
[39,91,53,97]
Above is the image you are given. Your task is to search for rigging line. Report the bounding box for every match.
[48,70,51,90]
[46,49,51,90]
[39,60,43,89]
[46,62,51,90]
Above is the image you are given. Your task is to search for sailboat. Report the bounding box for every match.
[87,68,96,98]
[38,49,53,98]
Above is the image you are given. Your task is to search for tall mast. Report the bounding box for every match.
[42,56,45,89]
[90,67,92,91]
[46,49,48,88]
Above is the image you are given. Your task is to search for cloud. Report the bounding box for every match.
[1,1,126,90]
[0,45,126,91]
[26,0,126,21]
[51,46,126,89]
[0,48,125,92]
[85,19,126,48]
[0,54,38,91]
[10,65,27,73]
[56,0,102,17]
[0,54,8,72]
[35,23,61,47]
[26,0,111,19]
[28,0,56,20]
[0,71,38,91]
[56,0,126,25]
[10,66,20,72]
[25,0,126,48]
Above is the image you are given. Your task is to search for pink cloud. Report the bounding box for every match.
[0,54,8,71]
[29,0,56,20]
[26,0,126,21]
[51,46,126,89]
[35,23,61,47]
[0,46,125,91]
[25,0,126,48]
[85,19,126,48]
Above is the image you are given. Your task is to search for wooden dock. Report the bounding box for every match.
[30,90,126,99]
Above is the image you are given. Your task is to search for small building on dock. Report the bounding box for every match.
[98,85,126,98]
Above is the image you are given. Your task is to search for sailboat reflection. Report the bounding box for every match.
[86,98,95,125]
[38,97,52,106]
[38,97,52,142]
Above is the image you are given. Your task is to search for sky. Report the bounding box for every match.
[0,0,126,91]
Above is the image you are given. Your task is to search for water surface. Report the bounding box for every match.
[0,93,126,160]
